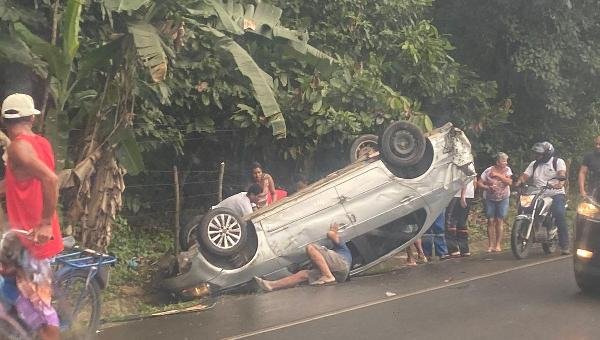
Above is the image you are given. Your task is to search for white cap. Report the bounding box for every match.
[1,93,41,119]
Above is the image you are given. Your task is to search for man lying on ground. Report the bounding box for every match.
[254,222,352,291]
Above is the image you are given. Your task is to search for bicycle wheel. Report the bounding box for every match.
[0,315,30,340]
[53,269,101,340]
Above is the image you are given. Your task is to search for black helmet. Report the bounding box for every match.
[531,141,554,163]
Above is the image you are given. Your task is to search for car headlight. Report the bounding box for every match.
[519,195,535,208]
[577,202,600,219]
[576,248,594,259]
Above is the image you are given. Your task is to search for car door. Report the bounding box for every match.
[334,163,428,241]
[259,186,350,264]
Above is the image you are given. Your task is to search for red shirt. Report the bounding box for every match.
[5,134,63,259]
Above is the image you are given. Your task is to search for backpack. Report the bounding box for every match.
[531,156,564,182]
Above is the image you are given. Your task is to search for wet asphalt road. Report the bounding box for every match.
[98,250,600,340]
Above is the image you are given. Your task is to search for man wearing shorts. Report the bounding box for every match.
[0,94,63,340]
[254,222,352,291]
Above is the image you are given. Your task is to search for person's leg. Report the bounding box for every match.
[445,198,459,255]
[494,198,509,251]
[485,200,496,252]
[551,194,569,253]
[414,239,427,262]
[432,212,448,258]
[255,270,310,291]
[405,244,417,266]
[456,198,472,255]
[494,218,504,251]
[38,325,60,340]
[306,244,335,282]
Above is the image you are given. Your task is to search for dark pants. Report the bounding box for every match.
[550,194,569,250]
[445,197,473,255]
[423,211,448,258]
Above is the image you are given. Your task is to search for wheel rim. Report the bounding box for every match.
[391,130,416,156]
[207,213,242,250]
[354,140,377,159]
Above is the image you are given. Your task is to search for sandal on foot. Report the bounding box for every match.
[310,278,337,286]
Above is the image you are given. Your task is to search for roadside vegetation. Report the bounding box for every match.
[0,0,598,319]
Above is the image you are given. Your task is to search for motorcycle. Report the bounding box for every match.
[511,177,566,259]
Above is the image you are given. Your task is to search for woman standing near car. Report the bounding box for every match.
[480,152,513,252]
[251,162,279,207]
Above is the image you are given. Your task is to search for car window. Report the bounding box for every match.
[347,209,427,269]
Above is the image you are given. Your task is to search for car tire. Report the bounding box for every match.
[180,215,203,251]
[574,270,600,294]
[349,134,379,163]
[379,121,426,167]
[199,208,247,257]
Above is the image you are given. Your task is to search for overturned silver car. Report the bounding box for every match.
[162,122,475,294]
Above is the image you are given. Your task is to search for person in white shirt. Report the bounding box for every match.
[514,142,569,255]
[215,184,262,217]
[445,177,476,257]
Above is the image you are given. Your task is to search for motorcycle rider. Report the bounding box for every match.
[514,142,569,255]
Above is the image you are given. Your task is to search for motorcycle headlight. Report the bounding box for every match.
[577,202,600,219]
[519,195,535,208]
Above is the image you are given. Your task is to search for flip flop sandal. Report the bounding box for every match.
[310,279,337,286]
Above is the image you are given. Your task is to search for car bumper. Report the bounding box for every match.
[573,214,600,278]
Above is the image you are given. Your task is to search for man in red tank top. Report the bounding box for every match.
[0,93,62,340]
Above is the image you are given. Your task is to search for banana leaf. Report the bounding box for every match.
[128,22,168,83]
[62,0,83,63]
[101,0,151,12]
[0,34,47,78]
[13,22,69,84]
[110,126,144,175]
[78,37,124,78]
[0,0,47,29]
[205,0,244,35]
[200,25,286,138]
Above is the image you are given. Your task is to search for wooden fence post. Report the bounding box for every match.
[173,165,180,253]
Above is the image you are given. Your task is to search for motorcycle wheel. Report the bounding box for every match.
[542,233,557,254]
[511,219,531,259]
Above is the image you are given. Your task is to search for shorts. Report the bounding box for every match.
[485,198,509,219]
[307,245,350,284]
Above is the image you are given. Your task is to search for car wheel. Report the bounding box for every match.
[379,121,426,167]
[180,215,203,251]
[199,208,247,257]
[574,270,600,294]
[349,134,379,163]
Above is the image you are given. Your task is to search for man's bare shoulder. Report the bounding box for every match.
[7,139,36,166]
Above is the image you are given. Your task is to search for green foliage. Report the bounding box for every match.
[107,217,172,285]
[435,0,600,169]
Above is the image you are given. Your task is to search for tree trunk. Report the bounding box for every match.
[64,147,125,251]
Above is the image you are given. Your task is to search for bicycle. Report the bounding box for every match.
[0,234,117,340]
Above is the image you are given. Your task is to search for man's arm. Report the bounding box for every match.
[8,140,58,242]
[514,173,529,187]
[552,169,567,189]
[327,222,341,246]
[579,165,589,197]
